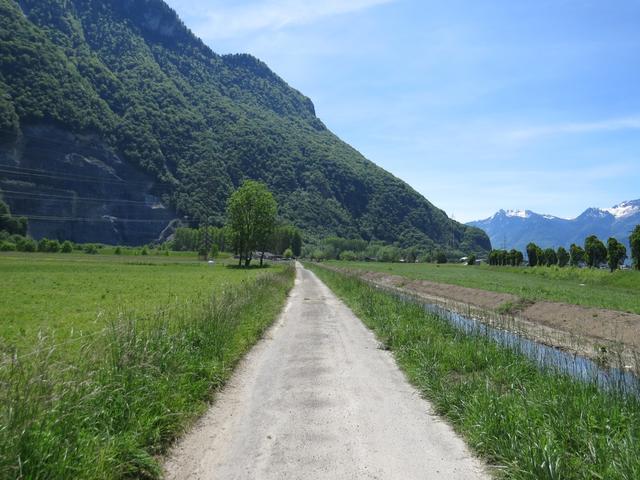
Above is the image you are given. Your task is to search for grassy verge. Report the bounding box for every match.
[308,264,640,479]
[328,261,640,314]
[0,265,294,479]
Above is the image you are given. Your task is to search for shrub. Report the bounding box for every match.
[36,238,61,253]
[61,241,73,253]
[37,238,49,252]
[283,248,294,259]
[141,246,149,256]
[467,254,476,265]
[436,251,448,264]
[48,240,61,253]
[24,239,36,252]
[339,250,358,261]
[0,240,16,251]
[84,244,99,255]
[114,246,122,255]
[18,237,37,252]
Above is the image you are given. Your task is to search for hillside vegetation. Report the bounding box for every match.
[0,0,489,254]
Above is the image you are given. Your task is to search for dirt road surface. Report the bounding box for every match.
[164,264,488,479]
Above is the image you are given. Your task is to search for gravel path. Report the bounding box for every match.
[164,263,488,480]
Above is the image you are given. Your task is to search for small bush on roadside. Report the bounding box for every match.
[61,241,73,253]
[283,248,294,259]
[114,246,122,255]
[141,246,149,256]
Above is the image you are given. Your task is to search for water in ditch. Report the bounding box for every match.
[387,288,640,397]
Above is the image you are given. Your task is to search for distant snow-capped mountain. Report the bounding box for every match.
[468,200,640,252]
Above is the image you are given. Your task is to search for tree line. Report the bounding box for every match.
[1,182,303,267]
[488,227,640,272]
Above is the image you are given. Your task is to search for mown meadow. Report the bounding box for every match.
[1,252,252,351]
[0,252,294,479]
[309,264,640,479]
[329,261,640,314]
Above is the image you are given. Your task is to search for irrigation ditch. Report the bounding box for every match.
[318,264,640,397]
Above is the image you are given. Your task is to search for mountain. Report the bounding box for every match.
[469,200,640,252]
[0,0,490,253]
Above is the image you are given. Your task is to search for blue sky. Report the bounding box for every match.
[165,0,640,222]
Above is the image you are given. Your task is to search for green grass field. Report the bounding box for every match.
[310,264,640,479]
[329,261,640,314]
[0,252,279,351]
[1,252,294,479]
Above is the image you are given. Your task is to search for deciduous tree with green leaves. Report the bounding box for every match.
[569,243,585,267]
[542,248,557,267]
[584,235,607,268]
[606,237,627,272]
[631,225,640,270]
[227,181,277,267]
[526,242,540,267]
[557,246,569,267]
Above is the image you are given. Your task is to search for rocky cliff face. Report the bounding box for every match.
[0,123,175,244]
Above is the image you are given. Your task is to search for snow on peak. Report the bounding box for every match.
[603,200,640,219]
[504,209,530,219]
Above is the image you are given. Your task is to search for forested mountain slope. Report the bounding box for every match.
[0,0,490,252]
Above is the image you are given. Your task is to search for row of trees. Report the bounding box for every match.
[529,235,628,271]
[487,249,525,266]
[307,237,454,264]
[487,228,640,272]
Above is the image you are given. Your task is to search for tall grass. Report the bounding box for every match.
[0,266,294,479]
[309,264,640,479]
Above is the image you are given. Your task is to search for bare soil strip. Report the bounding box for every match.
[164,264,488,479]
[340,268,640,369]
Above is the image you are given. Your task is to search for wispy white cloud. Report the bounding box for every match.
[508,116,640,141]
[191,0,395,40]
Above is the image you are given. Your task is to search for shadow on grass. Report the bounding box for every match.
[225,263,275,270]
